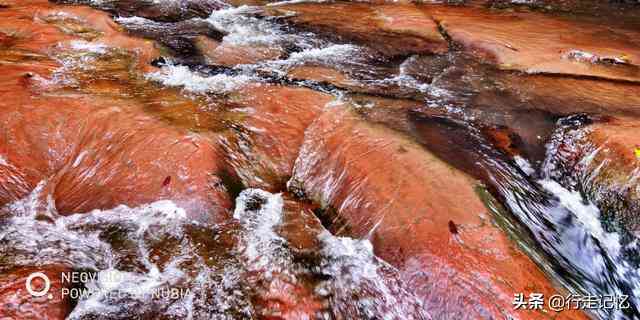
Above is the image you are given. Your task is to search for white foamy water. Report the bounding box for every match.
[68,40,109,55]
[241,43,368,79]
[315,230,431,320]
[514,155,535,176]
[534,178,639,318]
[233,189,287,273]
[0,182,253,319]
[507,156,626,276]
[285,44,363,66]
[114,15,154,26]
[206,6,286,46]
[540,179,622,259]
[2,185,429,318]
[494,141,640,319]
[35,38,117,89]
[146,64,253,94]
[232,189,430,319]
[204,5,360,76]
[112,3,443,103]
[393,55,452,97]
[0,181,189,269]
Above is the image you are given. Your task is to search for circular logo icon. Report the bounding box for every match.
[25,272,51,297]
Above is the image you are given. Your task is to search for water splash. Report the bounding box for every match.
[488,143,640,319]
[1,185,429,318]
[146,64,253,94]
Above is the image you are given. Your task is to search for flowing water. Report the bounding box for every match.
[2,0,640,319]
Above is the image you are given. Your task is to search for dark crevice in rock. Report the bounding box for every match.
[525,70,640,86]
[311,206,350,236]
[433,18,459,52]
[218,167,245,203]
[117,18,224,62]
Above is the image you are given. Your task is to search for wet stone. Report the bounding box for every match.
[265,2,448,57]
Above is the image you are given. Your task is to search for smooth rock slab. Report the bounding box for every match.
[291,104,588,320]
[425,5,640,82]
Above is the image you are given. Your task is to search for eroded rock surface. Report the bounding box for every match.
[220,84,334,190]
[0,1,237,222]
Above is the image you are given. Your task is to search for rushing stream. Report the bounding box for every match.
[1,0,640,319]
[410,115,640,319]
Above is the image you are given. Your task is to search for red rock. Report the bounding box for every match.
[266,2,448,57]
[498,74,640,117]
[0,2,160,72]
[194,35,284,67]
[423,5,640,82]
[287,65,359,88]
[0,91,233,221]
[291,104,588,320]
[0,0,231,222]
[252,259,325,320]
[254,277,324,320]
[0,1,630,318]
[51,106,231,221]
[234,191,328,319]
[482,126,522,157]
[0,265,72,320]
[277,195,325,252]
[219,83,334,190]
[467,0,640,27]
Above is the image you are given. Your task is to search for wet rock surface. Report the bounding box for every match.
[265,3,448,57]
[426,5,640,82]
[290,104,584,320]
[0,0,639,319]
[545,116,640,237]
[219,84,334,191]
